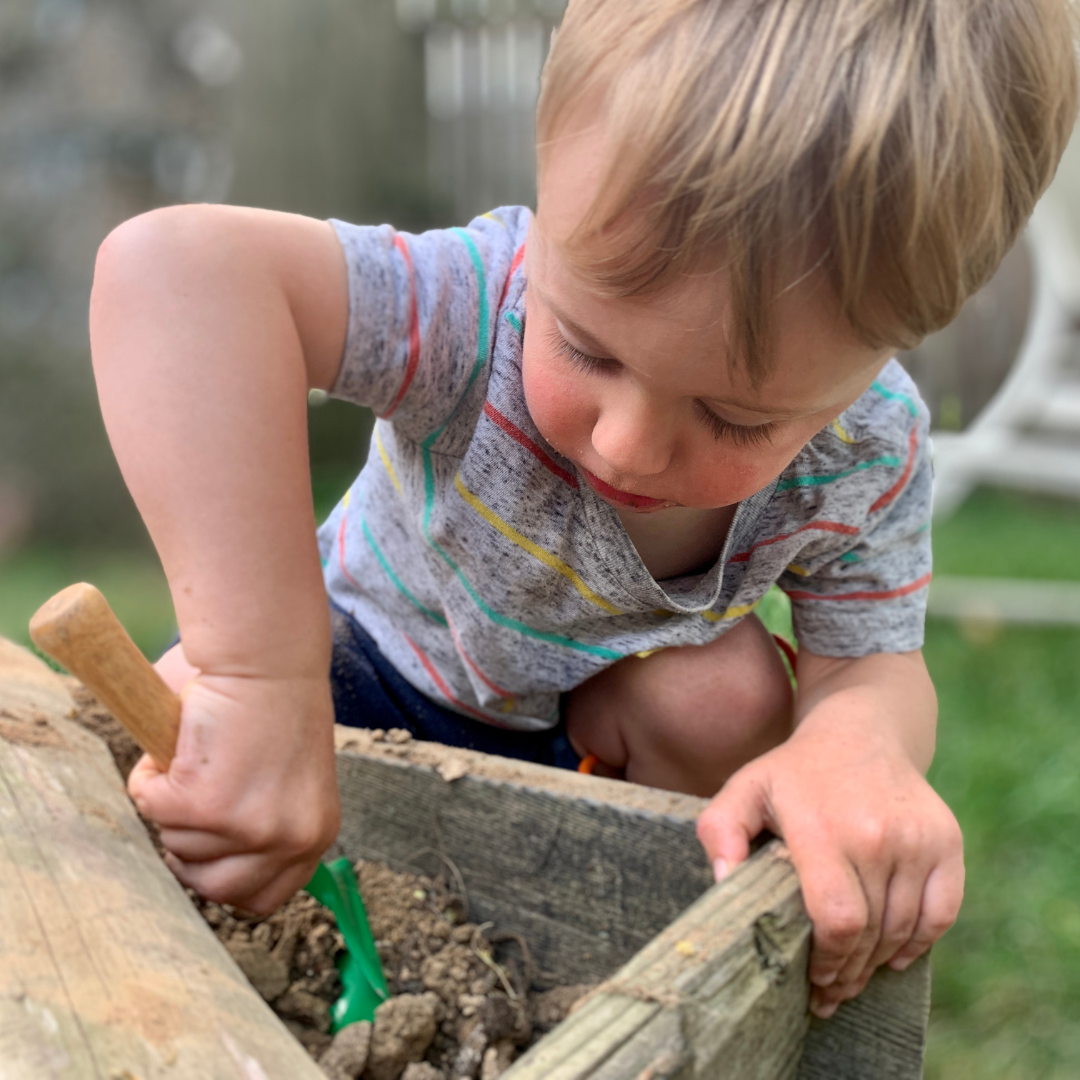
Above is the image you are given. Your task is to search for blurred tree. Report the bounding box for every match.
[0,0,432,552]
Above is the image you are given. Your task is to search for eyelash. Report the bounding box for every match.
[547,326,777,448]
[694,403,777,448]
[547,326,618,376]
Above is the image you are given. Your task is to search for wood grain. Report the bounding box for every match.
[502,842,811,1080]
[0,638,324,1080]
[331,728,715,983]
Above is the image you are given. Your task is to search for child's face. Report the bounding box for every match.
[522,126,892,514]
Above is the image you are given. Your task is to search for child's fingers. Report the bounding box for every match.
[812,867,923,1012]
[855,866,927,979]
[127,762,212,830]
[695,767,769,881]
[811,964,875,1018]
[164,849,316,915]
[158,826,250,864]
[798,851,869,990]
[888,855,965,971]
[126,751,165,810]
[825,863,890,992]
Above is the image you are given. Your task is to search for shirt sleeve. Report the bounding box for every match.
[780,408,933,657]
[328,210,527,443]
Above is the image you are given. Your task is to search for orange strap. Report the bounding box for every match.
[578,753,601,775]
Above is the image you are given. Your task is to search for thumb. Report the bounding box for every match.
[696,767,770,883]
[127,751,168,819]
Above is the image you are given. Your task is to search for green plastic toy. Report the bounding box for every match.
[305,858,390,1031]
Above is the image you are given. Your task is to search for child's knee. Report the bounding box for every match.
[705,615,793,730]
[567,614,793,790]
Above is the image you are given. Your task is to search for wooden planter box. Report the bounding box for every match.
[0,638,929,1079]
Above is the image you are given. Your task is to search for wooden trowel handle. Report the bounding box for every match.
[30,583,180,769]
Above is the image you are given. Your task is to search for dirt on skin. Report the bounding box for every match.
[69,684,593,1079]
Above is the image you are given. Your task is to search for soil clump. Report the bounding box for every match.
[70,682,593,1078]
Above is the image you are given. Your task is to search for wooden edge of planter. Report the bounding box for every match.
[0,636,930,1080]
[501,842,930,1080]
[0,637,326,1080]
[332,728,931,1080]
[333,725,711,821]
[331,726,717,984]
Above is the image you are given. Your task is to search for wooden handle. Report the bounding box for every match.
[30,583,180,768]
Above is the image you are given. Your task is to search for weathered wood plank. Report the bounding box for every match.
[501,842,811,1080]
[797,955,931,1080]
[0,638,326,1080]
[332,728,715,982]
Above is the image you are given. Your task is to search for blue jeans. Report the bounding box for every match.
[329,602,582,770]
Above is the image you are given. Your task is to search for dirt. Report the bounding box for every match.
[69,684,594,1079]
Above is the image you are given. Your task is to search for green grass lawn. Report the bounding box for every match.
[924,621,1080,1080]
[0,546,175,659]
[924,487,1080,1080]
[2,484,1079,1076]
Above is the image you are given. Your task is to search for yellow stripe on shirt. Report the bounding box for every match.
[702,601,759,622]
[454,474,624,615]
[375,425,402,494]
[831,419,857,444]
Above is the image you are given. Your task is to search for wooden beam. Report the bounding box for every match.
[0,638,326,1080]
[501,842,811,1080]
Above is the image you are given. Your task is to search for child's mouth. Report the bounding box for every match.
[579,468,677,511]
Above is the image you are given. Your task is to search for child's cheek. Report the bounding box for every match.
[690,450,789,507]
[521,355,592,460]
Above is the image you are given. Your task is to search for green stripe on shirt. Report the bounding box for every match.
[776,454,902,490]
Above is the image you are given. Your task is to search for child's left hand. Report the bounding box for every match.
[695,649,964,1017]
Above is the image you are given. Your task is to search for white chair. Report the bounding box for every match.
[919,193,1080,518]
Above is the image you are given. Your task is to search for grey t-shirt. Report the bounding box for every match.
[318,207,932,730]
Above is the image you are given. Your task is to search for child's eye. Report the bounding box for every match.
[695,402,777,448]
[547,327,619,375]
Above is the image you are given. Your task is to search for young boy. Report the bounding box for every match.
[88,0,1077,1018]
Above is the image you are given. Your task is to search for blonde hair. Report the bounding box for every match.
[536,0,1080,374]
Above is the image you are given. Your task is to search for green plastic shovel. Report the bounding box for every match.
[305,858,390,1029]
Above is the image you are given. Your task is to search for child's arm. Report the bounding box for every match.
[90,204,350,913]
[696,648,963,1017]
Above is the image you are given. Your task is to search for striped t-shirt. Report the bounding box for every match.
[318,207,932,731]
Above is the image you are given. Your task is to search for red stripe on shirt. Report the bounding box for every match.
[337,511,363,590]
[380,235,421,419]
[784,572,932,603]
[870,425,919,514]
[401,632,506,725]
[729,520,860,563]
[483,401,579,488]
[497,243,526,312]
[447,614,512,698]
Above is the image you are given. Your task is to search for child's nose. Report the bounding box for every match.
[590,393,676,477]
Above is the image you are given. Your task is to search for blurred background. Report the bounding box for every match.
[1,2,1079,1076]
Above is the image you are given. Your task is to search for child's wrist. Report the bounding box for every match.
[177,614,331,682]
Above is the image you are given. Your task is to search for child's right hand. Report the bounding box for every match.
[128,644,341,914]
